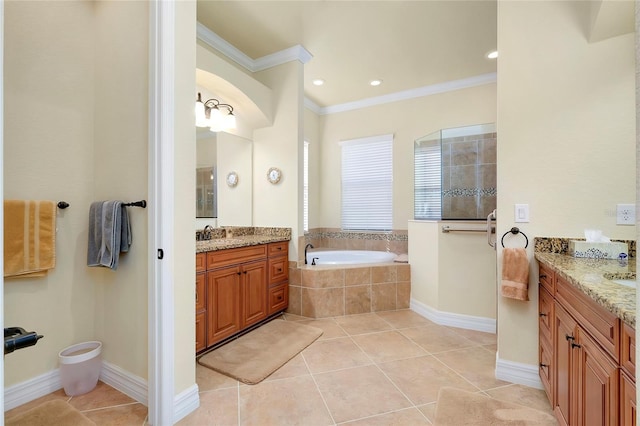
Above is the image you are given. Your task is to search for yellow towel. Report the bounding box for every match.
[501,247,529,301]
[4,200,56,278]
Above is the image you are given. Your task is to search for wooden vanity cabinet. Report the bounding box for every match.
[538,261,636,426]
[196,253,206,353]
[267,241,289,314]
[196,241,289,353]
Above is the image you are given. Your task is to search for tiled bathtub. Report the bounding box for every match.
[287,261,411,318]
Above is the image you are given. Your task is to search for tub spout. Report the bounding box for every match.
[304,243,314,265]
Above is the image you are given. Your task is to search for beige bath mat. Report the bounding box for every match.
[5,399,95,426]
[434,387,557,425]
[198,319,322,384]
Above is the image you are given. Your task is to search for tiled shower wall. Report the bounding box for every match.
[442,132,496,219]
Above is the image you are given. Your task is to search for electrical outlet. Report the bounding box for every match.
[616,204,636,225]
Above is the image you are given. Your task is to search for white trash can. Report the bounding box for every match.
[58,341,102,396]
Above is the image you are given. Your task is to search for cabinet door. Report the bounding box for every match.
[196,272,206,312]
[196,312,206,353]
[554,303,577,426]
[575,328,618,426]
[207,266,241,345]
[241,261,268,329]
[620,370,636,426]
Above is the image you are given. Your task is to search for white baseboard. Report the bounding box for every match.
[173,384,200,424]
[99,361,149,405]
[5,361,201,421]
[4,369,62,411]
[410,298,496,333]
[495,355,544,390]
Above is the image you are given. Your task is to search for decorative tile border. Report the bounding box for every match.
[305,228,408,242]
[442,188,497,197]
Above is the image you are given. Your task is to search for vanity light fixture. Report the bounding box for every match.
[195,92,236,132]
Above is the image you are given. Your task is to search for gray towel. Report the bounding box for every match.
[87,201,132,270]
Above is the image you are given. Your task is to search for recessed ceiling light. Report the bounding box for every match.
[312,79,325,86]
[370,79,382,86]
[486,50,498,59]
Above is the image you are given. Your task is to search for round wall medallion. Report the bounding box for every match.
[226,171,238,187]
[267,167,282,184]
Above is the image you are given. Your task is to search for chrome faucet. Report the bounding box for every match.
[203,225,213,240]
[304,243,314,265]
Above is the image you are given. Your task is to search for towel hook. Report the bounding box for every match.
[501,227,528,249]
[57,201,70,209]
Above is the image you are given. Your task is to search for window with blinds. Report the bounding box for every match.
[303,141,309,232]
[341,135,393,231]
[414,141,441,220]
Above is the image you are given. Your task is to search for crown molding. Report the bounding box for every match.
[317,72,497,115]
[197,22,312,73]
[196,23,496,117]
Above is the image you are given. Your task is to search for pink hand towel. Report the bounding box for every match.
[501,248,529,301]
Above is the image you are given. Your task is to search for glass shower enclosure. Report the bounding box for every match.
[414,123,496,220]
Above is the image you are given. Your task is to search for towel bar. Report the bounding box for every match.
[123,200,147,208]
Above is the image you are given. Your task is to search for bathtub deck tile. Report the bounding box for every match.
[345,285,372,315]
[372,283,397,312]
[345,267,371,286]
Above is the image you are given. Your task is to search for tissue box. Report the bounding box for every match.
[569,241,628,259]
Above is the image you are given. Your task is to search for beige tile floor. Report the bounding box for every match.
[5,310,554,425]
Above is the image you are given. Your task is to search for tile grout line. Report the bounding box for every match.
[300,350,338,426]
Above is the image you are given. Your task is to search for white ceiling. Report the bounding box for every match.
[196,1,498,109]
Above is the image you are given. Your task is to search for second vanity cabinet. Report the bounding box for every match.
[196,241,289,353]
[538,261,636,426]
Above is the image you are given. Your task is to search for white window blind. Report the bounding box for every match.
[341,135,393,231]
[303,141,309,232]
[414,142,441,220]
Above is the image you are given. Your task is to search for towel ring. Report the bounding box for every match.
[501,227,528,249]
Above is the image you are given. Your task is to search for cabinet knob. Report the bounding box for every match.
[539,312,547,317]
[277,247,282,250]
[277,296,283,300]
[565,334,575,341]
[571,343,582,349]
[540,274,547,279]
[539,363,548,369]
[237,272,241,276]
[277,268,282,272]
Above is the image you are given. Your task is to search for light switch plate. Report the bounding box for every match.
[616,204,636,225]
[515,204,530,223]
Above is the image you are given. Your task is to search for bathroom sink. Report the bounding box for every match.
[604,273,636,289]
[612,279,636,289]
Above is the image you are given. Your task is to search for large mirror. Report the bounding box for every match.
[196,130,253,226]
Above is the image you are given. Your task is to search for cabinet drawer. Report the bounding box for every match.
[196,312,206,353]
[622,323,636,378]
[539,286,554,344]
[538,263,555,295]
[556,276,620,362]
[196,273,205,312]
[268,257,289,284]
[196,253,206,273]
[269,283,288,314]
[268,241,288,257]
[207,245,267,270]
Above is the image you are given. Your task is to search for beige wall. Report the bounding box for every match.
[304,108,322,231]
[174,0,198,397]
[4,1,151,384]
[253,61,305,260]
[318,83,497,230]
[408,221,497,319]
[497,1,635,365]
[217,132,253,226]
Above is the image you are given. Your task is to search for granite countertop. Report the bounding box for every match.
[196,235,290,253]
[534,252,636,328]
